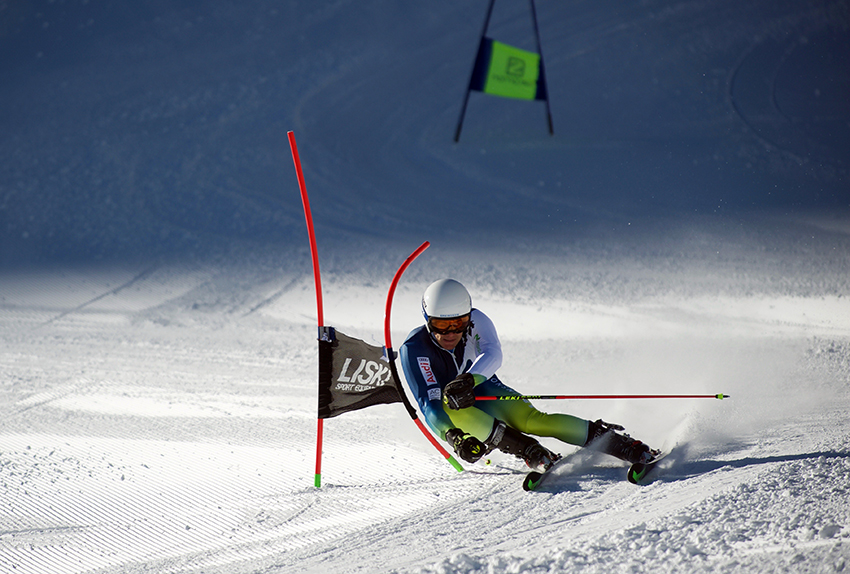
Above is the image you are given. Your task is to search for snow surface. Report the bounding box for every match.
[2,1,849,573]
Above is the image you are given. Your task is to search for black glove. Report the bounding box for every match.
[443,373,476,410]
[445,428,486,463]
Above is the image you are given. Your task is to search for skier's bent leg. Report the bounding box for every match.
[467,377,652,466]
[444,404,555,470]
[475,386,653,464]
[479,395,589,447]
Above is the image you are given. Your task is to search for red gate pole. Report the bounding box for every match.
[287,131,326,488]
[384,242,464,472]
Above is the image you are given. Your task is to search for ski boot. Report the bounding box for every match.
[485,420,560,471]
[584,419,657,465]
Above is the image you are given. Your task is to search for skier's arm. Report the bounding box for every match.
[399,343,456,440]
[465,310,503,381]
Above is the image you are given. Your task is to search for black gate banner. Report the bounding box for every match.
[318,327,402,419]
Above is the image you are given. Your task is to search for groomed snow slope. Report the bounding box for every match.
[2,236,849,573]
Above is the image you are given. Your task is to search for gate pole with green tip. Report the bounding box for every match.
[287,131,326,488]
[383,241,464,472]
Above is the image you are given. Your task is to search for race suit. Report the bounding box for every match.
[399,308,590,447]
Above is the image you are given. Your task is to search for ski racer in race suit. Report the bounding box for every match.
[399,279,655,470]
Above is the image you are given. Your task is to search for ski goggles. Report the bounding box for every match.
[428,314,470,335]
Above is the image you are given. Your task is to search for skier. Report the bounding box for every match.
[399,278,656,471]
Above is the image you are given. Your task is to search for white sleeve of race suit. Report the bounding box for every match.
[465,309,503,380]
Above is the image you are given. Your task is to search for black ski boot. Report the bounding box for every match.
[485,420,559,471]
[584,419,654,464]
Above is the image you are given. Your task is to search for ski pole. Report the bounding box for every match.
[477,393,730,401]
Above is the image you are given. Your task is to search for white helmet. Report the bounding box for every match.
[421,279,471,320]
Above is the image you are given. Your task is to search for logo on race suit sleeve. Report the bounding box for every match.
[417,357,438,386]
[427,388,441,401]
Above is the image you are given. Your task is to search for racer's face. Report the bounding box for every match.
[433,330,463,351]
[428,314,469,351]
